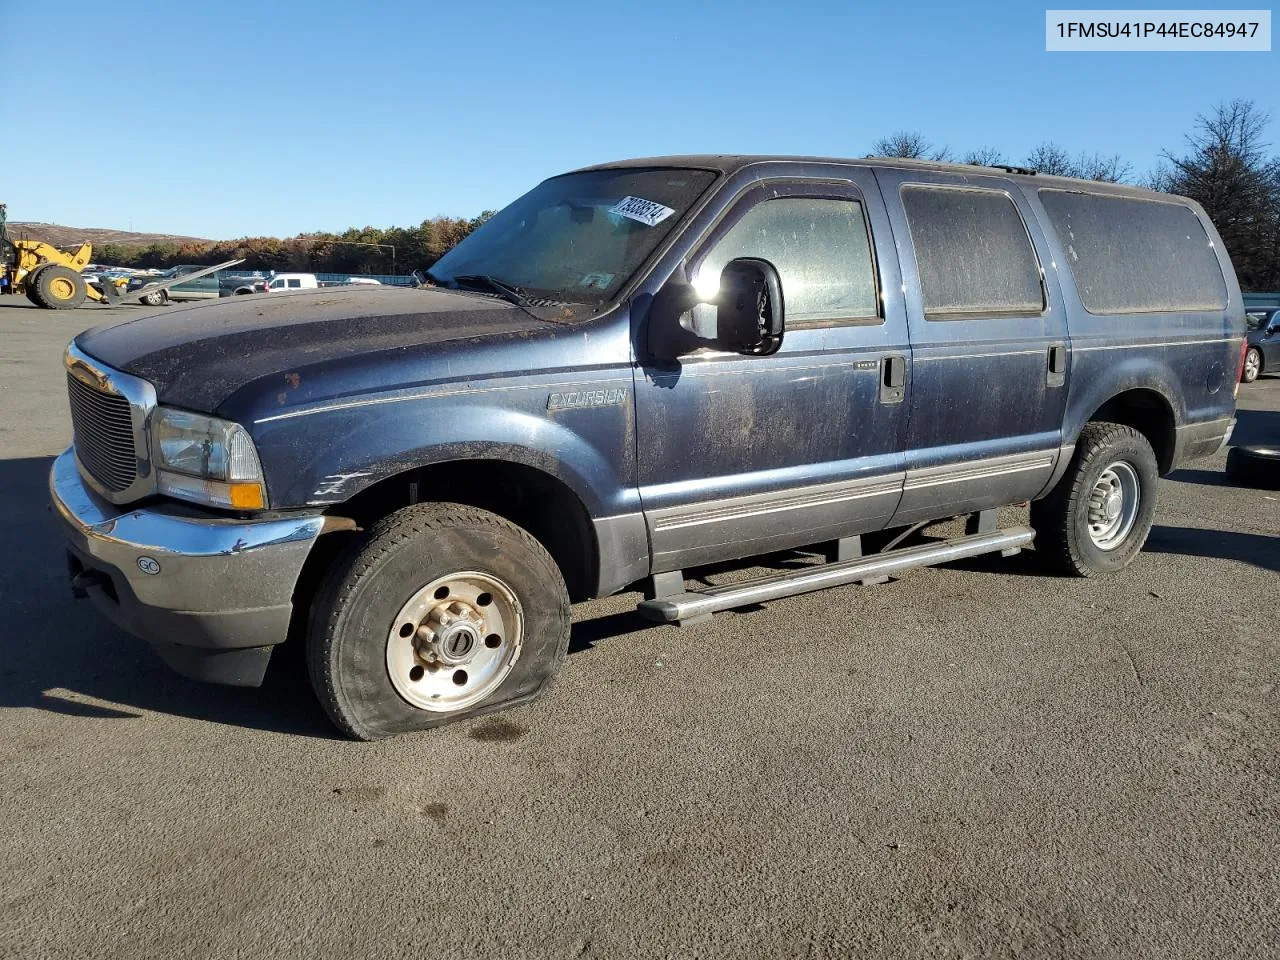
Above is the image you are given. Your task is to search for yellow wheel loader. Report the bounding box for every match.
[1,203,243,309]
[1,203,100,308]
[17,240,102,309]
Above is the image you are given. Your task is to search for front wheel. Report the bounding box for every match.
[1031,422,1159,577]
[308,503,571,740]
[1242,347,1262,383]
[140,286,167,307]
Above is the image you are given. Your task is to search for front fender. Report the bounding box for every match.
[250,388,639,519]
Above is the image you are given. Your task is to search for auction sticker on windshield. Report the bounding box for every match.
[609,196,676,226]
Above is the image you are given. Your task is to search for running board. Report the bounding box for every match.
[636,525,1035,626]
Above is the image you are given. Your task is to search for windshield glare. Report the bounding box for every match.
[429,168,717,312]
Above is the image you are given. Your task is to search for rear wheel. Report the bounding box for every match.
[35,265,87,309]
[24,266,49,306]
[1031,422,1159,577]
[308,502,571,740]
[1242,347,1262,383]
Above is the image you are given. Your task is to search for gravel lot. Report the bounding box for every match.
[1,297,1277,960]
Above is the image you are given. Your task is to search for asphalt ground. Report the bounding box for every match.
[1,296,1277,960]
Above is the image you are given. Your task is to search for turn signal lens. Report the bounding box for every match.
[157,471,266,511]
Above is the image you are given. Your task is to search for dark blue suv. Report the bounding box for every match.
[51,156,1245,738]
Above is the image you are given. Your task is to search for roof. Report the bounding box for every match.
[573,154,1171,202]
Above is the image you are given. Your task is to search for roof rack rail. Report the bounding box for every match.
[994,164,1037,176]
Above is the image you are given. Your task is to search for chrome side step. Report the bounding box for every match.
[636,525,1035,626]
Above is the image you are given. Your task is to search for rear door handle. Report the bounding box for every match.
[880,355,906,404]
[1047,343,1067,386]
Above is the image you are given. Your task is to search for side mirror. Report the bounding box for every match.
[703,258,785,354]
[644,258,785,359]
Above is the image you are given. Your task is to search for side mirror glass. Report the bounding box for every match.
[696,258,785,354]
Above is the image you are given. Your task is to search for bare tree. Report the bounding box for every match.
[1023,142,1133,182]
[872,131,952,162]
[1074,152,1133,183]
[1141,162,1176,193]
[1162,99,1280,291]
[1023,142,1077,177]
[962,146,1005,167]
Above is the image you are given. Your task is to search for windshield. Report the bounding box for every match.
[1246,310,1274,331]
[429,167,717,314]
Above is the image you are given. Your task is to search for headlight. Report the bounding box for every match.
[150,407,267,510]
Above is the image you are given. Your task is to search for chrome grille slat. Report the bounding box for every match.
[66,373,139,492]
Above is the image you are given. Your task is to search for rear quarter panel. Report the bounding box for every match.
[1018,186,1244,466]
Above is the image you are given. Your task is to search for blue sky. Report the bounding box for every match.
[5,0,1276,239]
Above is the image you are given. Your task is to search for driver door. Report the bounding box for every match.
[634,175,910,573]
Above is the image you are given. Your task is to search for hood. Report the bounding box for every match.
[76,286,556,410]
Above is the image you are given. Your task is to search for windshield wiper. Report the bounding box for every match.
[449,274,535,312]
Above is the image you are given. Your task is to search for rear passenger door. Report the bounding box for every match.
[874,169,1069,524]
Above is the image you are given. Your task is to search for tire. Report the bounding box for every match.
[1241,347,1262,383]
[35,265,87,309]
[308,502,571,740]
[1031,422,1159,577]
[1225,446,1280,490]
[24,267,49,307]
[140,286,167,307]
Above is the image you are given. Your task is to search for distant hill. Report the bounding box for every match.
[5,222,214,248]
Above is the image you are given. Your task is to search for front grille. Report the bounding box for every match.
[67,373,138,492]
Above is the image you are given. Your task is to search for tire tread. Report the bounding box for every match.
[1031,421,1154,578]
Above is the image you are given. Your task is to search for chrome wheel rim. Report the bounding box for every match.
[1087,461,1140,550]
[386,571,523,712]
[1244,350,1260,380]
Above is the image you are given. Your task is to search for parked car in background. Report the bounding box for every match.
[128,265,220,305]
[346,277,382,286]
[264,272,318,292]
[1243,306,1279,382]
[221,271,271,297]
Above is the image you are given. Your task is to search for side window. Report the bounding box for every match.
[269,279,284,289]
[697,196,880,325]
[287,278,302,288]
[901,185,1044,319]
[1037,190,1228,314]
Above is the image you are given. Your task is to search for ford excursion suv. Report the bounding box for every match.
[52,156,1245,739]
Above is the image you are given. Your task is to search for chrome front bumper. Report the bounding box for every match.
[49,449,325,686]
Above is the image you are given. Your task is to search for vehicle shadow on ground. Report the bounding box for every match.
[1145,524,1279,573]
[1169,468,1231,488]
[569,609,653,654]
[0,455,340,739]
[1229,406,1279,447]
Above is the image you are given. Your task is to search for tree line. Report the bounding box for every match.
[99,99,1280,292]
[95,214,493,278]
[873,99,1280,291]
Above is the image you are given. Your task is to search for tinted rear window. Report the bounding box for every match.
[1038,190,1228,314]
[901,185,1044,319]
